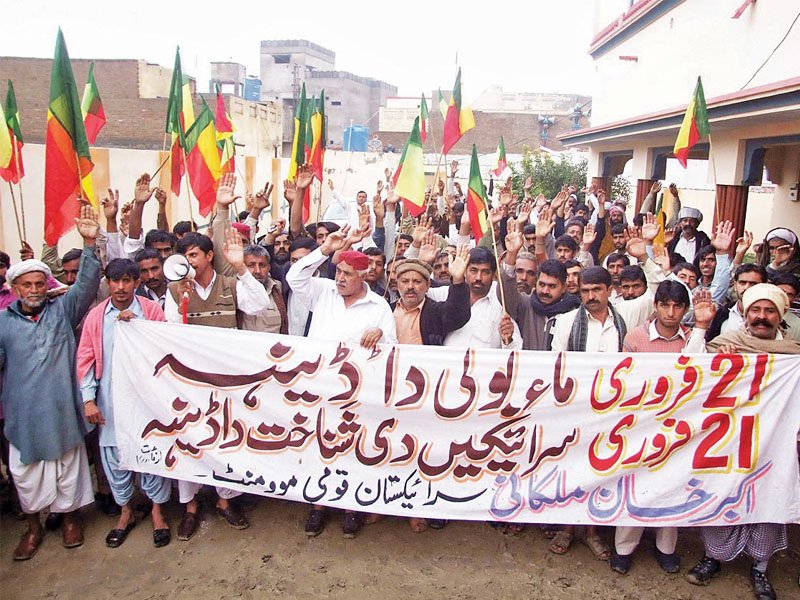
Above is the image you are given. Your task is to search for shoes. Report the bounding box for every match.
[177,511,199,541]
[654,546,681,574]
[686,556,721,586]
[105,520,136,548]
[62,519,84,548]
[95,492,121,516]
[428,519,448,530]
[610,552,632,575]
[341,512,361,539]
[216,504,250,530]
[304,509,325,537]
[153,528,171,548]
[12,530,43,561]
[44,512,63,531]
[750,567,776,600]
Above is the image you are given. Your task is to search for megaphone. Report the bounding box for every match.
[163,254,196,282]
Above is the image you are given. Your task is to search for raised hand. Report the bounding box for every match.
[19,241,34,261]
[412,216,433,246]
[711,220,734,254]
[384,167,392,182]
[450,160,459,177]
[692,288,717,328]
[321,225,350,256]
[419,230,439,265]
[489,205,506,225]
[346,223,372,246]
[582,223,597,249]
[735,230,754,256]
[499,314,515,345]
[448,244,470,284]
[664,226,677,245]
[523,176,533,193]
[517,199,533,225]
[295,163,314,190]
[626,231,648,261]
[535,206,555,240]
[385,190,398,212]
[650,180,662,195]
[283,179,296,203]
[216,173,240,208]
[154,187,167,206]
[652,243,671,271]
[253,182,273,211]
[377,179,384,194]
[505,218,524,257]
[327,179,334,191]
[222,226,246,274]
[101,188,119,223]
[134,173,155,204]
[75,204,100,243]
[358,204,371,230]
[640,212,659,242]
[372,194,385,219]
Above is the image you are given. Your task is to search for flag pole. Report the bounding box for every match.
[182,156,195,230]
[6,183,24,245]
[12,133,27,239]
[150,153,171,180]
[707,133,721,225]
[486,210,508,314]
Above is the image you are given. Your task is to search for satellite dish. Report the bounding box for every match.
[163,254,196,282]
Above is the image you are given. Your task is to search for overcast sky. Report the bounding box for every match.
[1,0,598,99]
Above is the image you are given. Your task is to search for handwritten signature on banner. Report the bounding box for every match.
[124,333,788,524]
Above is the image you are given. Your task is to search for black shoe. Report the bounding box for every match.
[342,512,361,539]
[45,511,64,531]
[428,519,448,530]
[105,520,136,548]
[153,528,171,548]
[750,567,776,600]
[654,546,680,574]
[610,551,632,575]
[686,556,721,586]
[304,509,325,537]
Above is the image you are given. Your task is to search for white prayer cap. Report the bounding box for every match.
[765,227,798,247]
[678,206,703,223]
[6,260,52,283]
[742,283,789,318]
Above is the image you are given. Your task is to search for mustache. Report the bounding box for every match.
[751,319,772,328]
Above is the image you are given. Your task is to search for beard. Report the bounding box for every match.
[20,295,46,311]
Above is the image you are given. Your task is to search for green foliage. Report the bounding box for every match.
[509,146,631,204]
[509,146,587,199]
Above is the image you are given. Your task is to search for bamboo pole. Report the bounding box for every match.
[11,134,26,239]
[6,183,24,245]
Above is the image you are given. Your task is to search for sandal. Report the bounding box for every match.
[549,530,573,555]
[409,517,428,533]
[584,534,611,561]
[543,525,559,539]
[504,523,525,535]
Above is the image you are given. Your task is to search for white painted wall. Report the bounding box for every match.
[591,0,800,126]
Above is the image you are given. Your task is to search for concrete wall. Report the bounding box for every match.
[138,60,180,99]
[259,40,336,102]
[590,0,799,126]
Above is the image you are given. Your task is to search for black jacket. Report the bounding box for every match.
[667,230,711,264]
[392,281,471,346]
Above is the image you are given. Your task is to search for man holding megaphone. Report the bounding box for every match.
[162,202,273,540]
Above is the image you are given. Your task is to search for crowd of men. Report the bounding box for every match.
[1,163,799,600]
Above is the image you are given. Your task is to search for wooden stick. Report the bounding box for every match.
[182,156,195,229]
[12,134,27,239]
[150,153,171,180]
[707,133,721,224]
[6,183,24,245]
[486,212,508,315]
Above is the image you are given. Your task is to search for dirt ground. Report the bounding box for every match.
[2,492,799,600]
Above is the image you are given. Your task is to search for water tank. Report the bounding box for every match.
[243,78,261,102]
[343,126,369,152]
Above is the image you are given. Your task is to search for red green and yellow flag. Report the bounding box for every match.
[673,76,709,168]
[491,136,507,177]
[442,69,475,155]
[214,83,235,176]
[165,47,194,195]
[44,29,95,245]
[393,116,426,218]
[81,62,106,145]
[288,83,308,181]
[184,99,221,217]
[419,94,429,144]
[310,89,326,182]
[0,80,24,184]
[466,144,489,244]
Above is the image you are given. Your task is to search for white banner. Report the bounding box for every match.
[113,320,800,526]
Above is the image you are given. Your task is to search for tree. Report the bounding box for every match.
[509,146,587,199]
